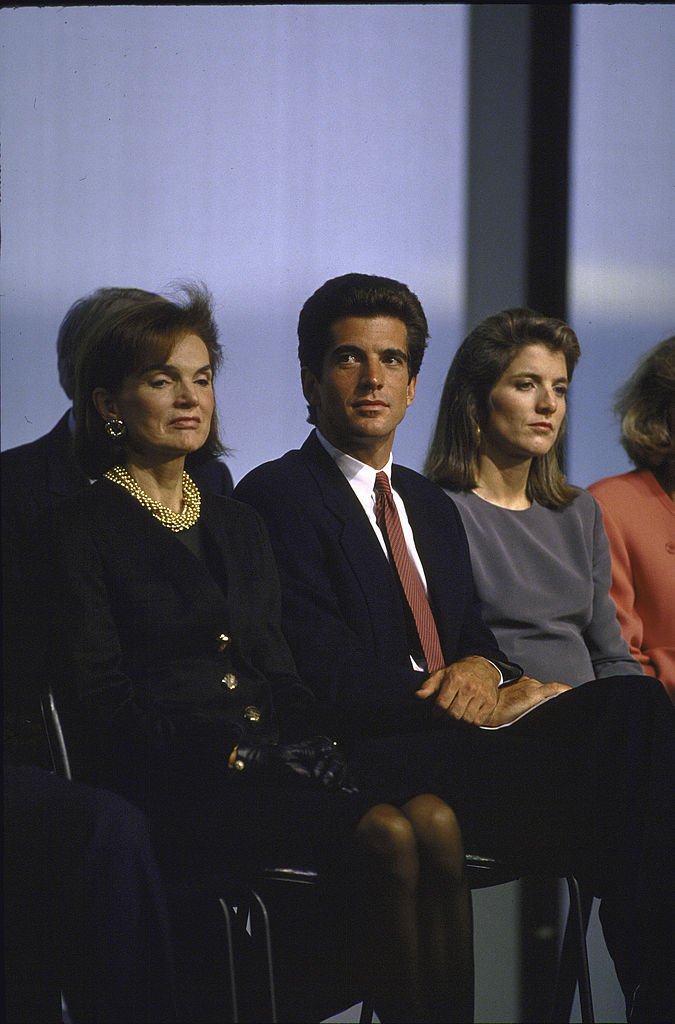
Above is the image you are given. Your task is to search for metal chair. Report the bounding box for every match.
[262,855,594,1024]
[40,689,593,1023]
[40,687,72,782]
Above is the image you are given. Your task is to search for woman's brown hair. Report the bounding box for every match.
[615,336,675,469]
[424,308,581,509]
[73,281,225,478]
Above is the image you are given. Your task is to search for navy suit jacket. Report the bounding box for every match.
[234,432,509,731]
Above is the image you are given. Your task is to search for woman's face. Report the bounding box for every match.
[94,333,215,463]
[481,343,568,463]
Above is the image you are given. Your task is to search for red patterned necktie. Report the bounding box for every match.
[373,471,445,672]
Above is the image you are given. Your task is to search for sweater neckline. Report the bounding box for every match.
[468,489,536,514]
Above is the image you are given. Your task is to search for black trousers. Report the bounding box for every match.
[3,766,178,1024]
[334,674,673,1014]
[453,675,675,1014]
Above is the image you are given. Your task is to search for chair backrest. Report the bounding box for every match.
[40,688,72,781]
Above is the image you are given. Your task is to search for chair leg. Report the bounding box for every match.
[359,999,374,1023]
[248,888,278,1023]
[219,889,278,1024]
[568,877,594,1024]
[550,877,594,1023]
[218,897,240,1023]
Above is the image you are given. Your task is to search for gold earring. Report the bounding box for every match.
[105,418,126,440]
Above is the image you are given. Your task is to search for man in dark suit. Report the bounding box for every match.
[233,273,674,1023]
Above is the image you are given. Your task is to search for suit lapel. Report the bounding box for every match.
[300,436,449,591]
[301,432,387,562]
[299,433,412,632]
[391,467,464,629]
[391,467,438,571]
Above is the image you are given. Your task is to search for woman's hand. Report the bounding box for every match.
[231,737,358,793]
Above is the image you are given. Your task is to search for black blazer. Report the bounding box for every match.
[233,432,510,730]
[39,480,312,798]
[2,412,235,752]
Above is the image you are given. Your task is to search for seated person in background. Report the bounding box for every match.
[233,273,675,1024]
[589,336,675,702]
[4,764,178,1024]
[33,281,475,1024]
[424,306,643,687]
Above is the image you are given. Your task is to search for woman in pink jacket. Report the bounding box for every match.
[589,336,675,702]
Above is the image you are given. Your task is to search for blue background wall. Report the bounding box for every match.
[0,4,467,480]
[568,4,675,486]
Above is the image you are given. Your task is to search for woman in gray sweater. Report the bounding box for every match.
[424,308,642,687]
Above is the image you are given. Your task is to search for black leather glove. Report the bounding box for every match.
[232,736,358,793]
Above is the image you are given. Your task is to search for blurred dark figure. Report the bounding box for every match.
[4,765,177,1024]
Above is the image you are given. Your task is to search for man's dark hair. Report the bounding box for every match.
[297,273,429,422]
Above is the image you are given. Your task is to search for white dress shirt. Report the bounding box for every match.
[315,431,430,590]
[315,430,506,685]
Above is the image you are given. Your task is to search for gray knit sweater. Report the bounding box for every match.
[447,488,642,686]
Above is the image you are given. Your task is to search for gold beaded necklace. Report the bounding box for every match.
[104,465,201,532]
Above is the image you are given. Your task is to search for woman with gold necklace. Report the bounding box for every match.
[37,283,475,1024]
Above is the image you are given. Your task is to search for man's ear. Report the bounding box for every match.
[406,375,417,407]
[92,388,118,422]
[301,366,320,408]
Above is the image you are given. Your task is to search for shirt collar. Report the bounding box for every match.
[315,429,393,504]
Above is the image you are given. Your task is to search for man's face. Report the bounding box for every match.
[302,315,416,467]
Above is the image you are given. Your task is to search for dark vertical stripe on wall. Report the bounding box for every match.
[526,4,571,320]
[465,4,531,333]
[467,5,572,1022]
[522,7,572,1023]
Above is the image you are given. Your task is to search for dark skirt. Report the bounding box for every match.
[147,724,472,881]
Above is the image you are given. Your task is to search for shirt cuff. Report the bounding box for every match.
[484,658,523,687]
